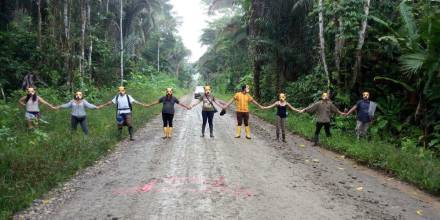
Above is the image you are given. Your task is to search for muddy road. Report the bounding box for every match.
[15,96,440,219]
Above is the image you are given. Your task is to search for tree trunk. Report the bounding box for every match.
[249,0,266,100]
[63,0,72,90]
[120,0,124,85]
[351,0,371,89]
[79,0,86,87]
[106,0,110,14]
[87,0,93,81]
[334,17,345,87]
[36,0,42,49]
[318,0,331,91]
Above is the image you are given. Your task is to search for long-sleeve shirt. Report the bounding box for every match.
[304,100,340,123]
[60,99,97,117]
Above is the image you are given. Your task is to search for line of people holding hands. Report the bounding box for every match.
[19,85,375,145]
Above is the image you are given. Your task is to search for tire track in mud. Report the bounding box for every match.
[14,95,440,220]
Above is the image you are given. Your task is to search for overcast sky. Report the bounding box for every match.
[169,0,209,63]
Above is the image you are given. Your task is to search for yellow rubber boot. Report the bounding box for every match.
[235,126,241,138]
[163,127,168,139]
[245,126,251,139]
[168,127,173,138]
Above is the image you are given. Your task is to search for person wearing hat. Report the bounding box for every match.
[263,93,301,142]
[190,85,224,138]
[100,86,148,141]
[19,87,56,128]
[299,92,345,145]
[145,88,191,139]
[345,91,377,139]
[55,91,101,135]
[223,84,264,139]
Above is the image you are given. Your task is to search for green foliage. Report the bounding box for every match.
[250,102,440,196]
[0,75,186,219]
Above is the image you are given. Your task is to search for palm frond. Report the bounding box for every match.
[399,52,427,76]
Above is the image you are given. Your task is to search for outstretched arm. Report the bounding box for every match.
[178,103,191,110]
[345,105,357,116]
[190,99,202,109]
[99,100,114,108]
[287,102,301,113]
[145,100,160,108]
[251,99,264,109]
[262,102,278,110]
[223,97,235,109]
[38,97,56,110]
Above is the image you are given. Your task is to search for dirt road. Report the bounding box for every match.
[15,96,440,219]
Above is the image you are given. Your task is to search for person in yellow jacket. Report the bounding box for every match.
[223,84,264,139]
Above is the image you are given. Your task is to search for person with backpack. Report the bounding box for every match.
[344,91,377,140]
[298,92,345,145]
[100,86,148,141]
[262,93,301,142]
[18,87,56,128]
[222,84,265,139]
[55,91,101,135]
[145,88,191,139]
[189,86,224,138]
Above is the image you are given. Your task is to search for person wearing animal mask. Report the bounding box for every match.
[223,84,264,139]
[345,91,377,140]
[56,91,101,135]
[299,92,344,145]
[146,87,191,139]
[19,87,56,128]
[100,86,148,141]
[263,93,301,142]
[190,85,224,138]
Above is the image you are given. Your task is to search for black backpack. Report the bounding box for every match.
[115,95,132,113]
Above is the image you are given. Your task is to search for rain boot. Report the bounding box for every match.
[163,127,168,139]
[245,126,251,139]
[168,127,173,138]
[235,126,241,138]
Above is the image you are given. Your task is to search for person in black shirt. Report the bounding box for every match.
[146,88,190,139]
[345,91,376,139]
[263,93,301,142]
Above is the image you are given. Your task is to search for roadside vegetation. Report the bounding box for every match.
[201,0,440,196]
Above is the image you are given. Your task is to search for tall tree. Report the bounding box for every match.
[351,0,371,88]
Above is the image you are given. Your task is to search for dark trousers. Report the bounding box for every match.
[71,116,88,134]
[315,122,331,137]
[236,112,249,126]
[162,113,174,127]
[202,111,214,134]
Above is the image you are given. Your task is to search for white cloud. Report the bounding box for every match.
[170,0,210,63]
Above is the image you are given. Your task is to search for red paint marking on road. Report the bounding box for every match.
[139,179,158,192]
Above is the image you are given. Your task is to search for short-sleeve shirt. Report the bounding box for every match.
[234,92,253,112]
[112,94,136,114]
[159,96,180,114]
[356,100,371,122]
[199,94,216,112]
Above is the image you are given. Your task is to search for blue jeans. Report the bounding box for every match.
[71,116,88,134]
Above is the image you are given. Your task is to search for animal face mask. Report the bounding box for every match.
[118,86,126,95]
[166,88,173,96]
[362,92,370,100]
[27,87,36,95]
[279,93,286,102]
[204,86,211,94]
[75,91,83,100]
[321,92,329,100]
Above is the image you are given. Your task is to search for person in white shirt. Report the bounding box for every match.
[101,86,147,141]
